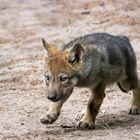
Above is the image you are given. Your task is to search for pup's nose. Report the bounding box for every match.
[47,94,56,101]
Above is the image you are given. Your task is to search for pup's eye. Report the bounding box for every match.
[59,75,68,82]
[45,74,49,81]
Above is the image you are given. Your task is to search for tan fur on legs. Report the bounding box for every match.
[75,108,86,121]
[129,82,140,114]
[40,94,71,124]
[78,83,105,129]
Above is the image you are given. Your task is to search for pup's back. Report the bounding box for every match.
[64,33,138,90]
[65,33,136,68]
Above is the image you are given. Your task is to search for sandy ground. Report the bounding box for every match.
[0,0,140,139]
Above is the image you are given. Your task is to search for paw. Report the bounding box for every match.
[129,105,140,115]
[40,113,59,124]
[75,110,85,121]
[77,120,95,129]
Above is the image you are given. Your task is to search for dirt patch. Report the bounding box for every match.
[0,0,140,139]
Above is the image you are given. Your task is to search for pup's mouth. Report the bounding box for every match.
[48,89,73,102]
[50,92,67,102]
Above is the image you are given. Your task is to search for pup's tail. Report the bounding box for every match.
[118,82,128,93]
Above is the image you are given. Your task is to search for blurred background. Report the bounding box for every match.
[0,0,140,139]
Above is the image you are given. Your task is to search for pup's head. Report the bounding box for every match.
[42,39,84,102]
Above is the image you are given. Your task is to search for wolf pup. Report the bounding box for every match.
[40,33,140,129]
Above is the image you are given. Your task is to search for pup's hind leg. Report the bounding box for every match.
[118,68,140,114]
[129,80,140,114]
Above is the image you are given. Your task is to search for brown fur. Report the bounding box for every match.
[40,35,140,129]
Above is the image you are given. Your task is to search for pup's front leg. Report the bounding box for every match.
[40,93,71,124]
[78,83,105,129]
[40,101,62,124]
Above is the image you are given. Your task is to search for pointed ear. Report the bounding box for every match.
[42,38,53,57]
[67,43,84,64]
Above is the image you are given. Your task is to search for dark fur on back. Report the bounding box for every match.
[64,33,138,91]
[65,33,136,67]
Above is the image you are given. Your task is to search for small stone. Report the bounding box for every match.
[21,122,24,125]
